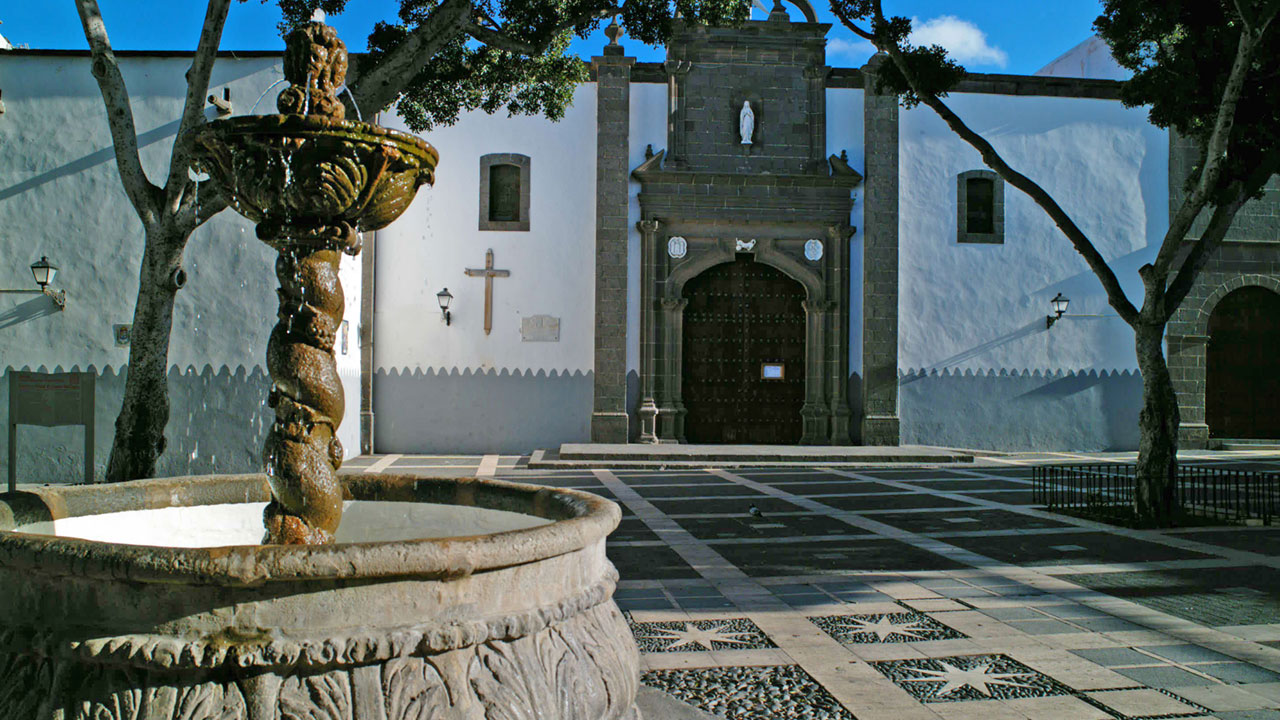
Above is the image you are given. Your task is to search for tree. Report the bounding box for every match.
[75,0,233,483]
[830,0,1280,525]
[80,0,748,481]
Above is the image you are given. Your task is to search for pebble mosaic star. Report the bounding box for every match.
[832,614,930,641]
[641,622,757,651]
[901,660,1038,698]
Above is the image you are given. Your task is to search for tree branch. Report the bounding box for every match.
[1152,17,1260,278]
[1164,150,1280,311]
[861,2,1140,324]
[347,0,474,115]
[462,21,539,54]
[74,0,161,224]
[164,0,232,217]
[462,6,617,55]
[829,3,875,42]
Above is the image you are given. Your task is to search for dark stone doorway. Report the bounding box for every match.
[1207,286,1280,439]
[681,255,807,443]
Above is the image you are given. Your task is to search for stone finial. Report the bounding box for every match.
[603,15,624,55]
[277,21,348,120]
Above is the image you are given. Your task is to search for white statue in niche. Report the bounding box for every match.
[739,101,754,144]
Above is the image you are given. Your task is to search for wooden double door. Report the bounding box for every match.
[681,255,806,444]
[1207,286,1280,439]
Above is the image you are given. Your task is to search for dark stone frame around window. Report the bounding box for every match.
[956,169,1004,244]
[479,153,531,232]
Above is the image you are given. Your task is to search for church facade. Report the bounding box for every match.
[1,6,1278,480]
[370,6,1278,455]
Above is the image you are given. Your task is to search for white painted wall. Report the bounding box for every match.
[375,84,599,376]
[0,52,365,480]
[898,92,1168,375]
[826,87,865,376]
[1036,36,1130,81]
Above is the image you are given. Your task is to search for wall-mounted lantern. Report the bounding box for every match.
[1046,292,1069,329]
[437,288,453,326]
[1,256,67,310]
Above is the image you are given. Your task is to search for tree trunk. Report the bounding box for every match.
[1133,319,1180,525]
[105,224,188,482]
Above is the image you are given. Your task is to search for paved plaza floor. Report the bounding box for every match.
[343,449,1280,720]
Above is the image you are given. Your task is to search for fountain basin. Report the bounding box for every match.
[194,115,438,234]
[0,474,641,719]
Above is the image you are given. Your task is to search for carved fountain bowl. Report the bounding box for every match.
[195,115,438,232]
[0,474,641,719]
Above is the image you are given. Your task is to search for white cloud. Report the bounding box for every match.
[827,37,878,64]
[908,15,1008,68]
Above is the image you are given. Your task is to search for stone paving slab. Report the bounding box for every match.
[432,452,1280,718]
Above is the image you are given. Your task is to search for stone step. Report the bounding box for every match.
[1216,438,1280,451]
[528,444,974,469]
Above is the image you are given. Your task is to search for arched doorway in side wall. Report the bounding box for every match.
[1207,286,1280,439]
[681,254,807,443]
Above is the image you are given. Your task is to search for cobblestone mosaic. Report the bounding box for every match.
[629,617,777,652]
[870,654,1071,703]
[809,611,967,643]
[642,665,857,719]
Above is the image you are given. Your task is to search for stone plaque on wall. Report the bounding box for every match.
[521,315,561,342]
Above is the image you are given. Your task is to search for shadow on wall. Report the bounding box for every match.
[900,367,1142,451]
[0,120,182,204]
[847,372,863,445]
[374,367,593,455]
[0,296,62,330]
[627,370,639,443]
[1,365,271,484]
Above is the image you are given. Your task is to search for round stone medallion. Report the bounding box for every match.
[804,238,824,262]
[667,236,688,259]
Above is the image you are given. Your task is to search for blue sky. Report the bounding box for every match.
[3,1,1104,75]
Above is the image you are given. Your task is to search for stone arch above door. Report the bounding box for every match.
[1169,273,1280,447]
[666,237,827,305]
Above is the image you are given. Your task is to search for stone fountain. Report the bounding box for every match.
[0,20,642,719]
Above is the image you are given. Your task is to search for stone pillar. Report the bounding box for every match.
[801,299,833,444]
[660,297,688,442]
[665,60,692,169]
[827,224,854,443]
[637,219,661,443]
[591,42,635,443]
[805,63,827,174]
[860,53,901,445]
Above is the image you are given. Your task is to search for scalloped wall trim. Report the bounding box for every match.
[900,367,1139,379]
[2,363,269,377]
[0,568,618,672]
[376,366,592,379]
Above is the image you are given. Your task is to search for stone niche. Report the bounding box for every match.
[662,10,831,175]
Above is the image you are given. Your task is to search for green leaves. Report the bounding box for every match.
[367,20,587,130]
[1096,0,1280,199]
[873,44,964,107]
[278,0,748,130]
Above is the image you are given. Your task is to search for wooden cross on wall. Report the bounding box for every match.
[464,248,510,335]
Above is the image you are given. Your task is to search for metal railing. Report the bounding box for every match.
[1033,463,1279,525]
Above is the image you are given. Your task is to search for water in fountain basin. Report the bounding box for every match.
[16,501,550,548]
